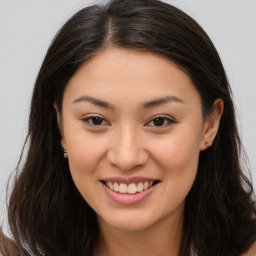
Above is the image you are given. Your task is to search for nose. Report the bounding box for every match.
[107,126,148,171]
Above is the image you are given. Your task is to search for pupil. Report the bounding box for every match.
[153,118,164,126]
[92,117,103,125]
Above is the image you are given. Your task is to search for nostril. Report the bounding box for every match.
[106,148,148,171]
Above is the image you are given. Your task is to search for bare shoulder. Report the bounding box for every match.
[241,241,256,256]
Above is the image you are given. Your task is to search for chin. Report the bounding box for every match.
[97,208,168,232]
[107,219,155,232]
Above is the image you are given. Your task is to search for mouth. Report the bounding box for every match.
[101,180,160,195]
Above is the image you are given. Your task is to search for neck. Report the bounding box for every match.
[95,209,184,256]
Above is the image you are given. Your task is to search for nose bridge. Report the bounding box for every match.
[107,123,147,171]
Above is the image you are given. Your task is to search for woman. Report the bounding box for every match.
[1,0,256,255]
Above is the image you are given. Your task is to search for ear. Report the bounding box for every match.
[200,99,224,151]
[54,103,67,150]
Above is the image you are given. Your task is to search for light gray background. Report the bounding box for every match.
[1,0,256,226]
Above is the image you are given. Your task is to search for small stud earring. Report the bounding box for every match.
[205,141,212,149]
[63,149,68,158]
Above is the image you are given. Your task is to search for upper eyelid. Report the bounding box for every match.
[82,113,104,118]
[145,115,176,127]
[82,115,110,126]
[82,113,106,121]
[146,114,176,122]
[81,114,175,125]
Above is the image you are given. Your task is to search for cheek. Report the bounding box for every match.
[153,134,200,210]
[151,126,202,199]
[65,134,108,207]
[63,125,108,185]
[152,129,202,173]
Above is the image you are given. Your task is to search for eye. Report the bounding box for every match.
[82,116,109,126]
[146,116,175,127]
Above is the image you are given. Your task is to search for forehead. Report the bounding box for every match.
[63,48,201,108]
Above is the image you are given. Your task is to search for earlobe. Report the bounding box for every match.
[200,99,224,151]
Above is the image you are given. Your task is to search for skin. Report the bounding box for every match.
[57,48,224,256]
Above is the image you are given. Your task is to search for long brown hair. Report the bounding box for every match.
[4,0,256,255]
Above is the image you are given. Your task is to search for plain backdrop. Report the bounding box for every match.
[0,0,256,225]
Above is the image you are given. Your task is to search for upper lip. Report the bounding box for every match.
[101,176,159,185]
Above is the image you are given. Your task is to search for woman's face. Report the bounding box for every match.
[59,48,220,232]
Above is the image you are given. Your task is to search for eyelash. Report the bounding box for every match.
[82,115,109,126]
[82,114,176,129]
[145,115,176,128]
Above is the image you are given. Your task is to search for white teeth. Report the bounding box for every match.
[109,181,114,190]
[128,183,137,194]
[105,180,155,194]
[137,182,144,192]
[119,183,128,194]
[143,181,149,190]
[113,182,119,192]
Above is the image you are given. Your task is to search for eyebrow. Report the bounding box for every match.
[72,95,184,109]
[73,96,114,109]
[142,96,184,108]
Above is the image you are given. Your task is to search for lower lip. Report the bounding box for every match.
[101,182,158,205]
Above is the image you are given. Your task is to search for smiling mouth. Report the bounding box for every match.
[101,180,159,194]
